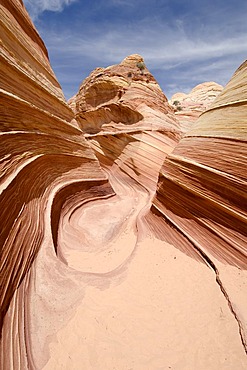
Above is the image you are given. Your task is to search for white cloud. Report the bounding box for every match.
[23,0,77,20]
[35,4,247,99]
[43,22,247,69]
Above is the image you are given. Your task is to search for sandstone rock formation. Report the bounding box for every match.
[69,54,180,191]
[170,82,223,131]
[150,59,247,350]
[1,1,247,369]
[0,1,113,368]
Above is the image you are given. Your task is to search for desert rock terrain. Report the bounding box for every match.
[0,1,247,369]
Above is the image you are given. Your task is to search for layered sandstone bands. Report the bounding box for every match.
[69,54,180,190]
[0,1,112,368]
[151,60,247,348]
[70,55,178,134]
[0,3,181,367]
[153,62,247,264]
[1,0,247,368]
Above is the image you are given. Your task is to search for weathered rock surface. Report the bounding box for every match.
[170,81,223,131]
[1,1,247,369]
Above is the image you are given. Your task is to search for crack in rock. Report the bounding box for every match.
[157,213,247,355]
[186,238,247,354]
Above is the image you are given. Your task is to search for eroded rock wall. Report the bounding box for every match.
[0,1,113,367]
[149,60,247,349]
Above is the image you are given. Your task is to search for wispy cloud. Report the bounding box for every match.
[23,0,77,20]
[43,6,246,60]
[30,0,247,99]
[106,0,136,6]
[47,30,246,67]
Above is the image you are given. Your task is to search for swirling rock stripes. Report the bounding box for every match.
[0,0,107,342]
[152,61,247,268]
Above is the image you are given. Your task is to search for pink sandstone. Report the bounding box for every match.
[170,81,224,131]
[0,1,247,369]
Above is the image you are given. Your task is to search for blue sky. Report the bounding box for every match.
[23,0,247,100]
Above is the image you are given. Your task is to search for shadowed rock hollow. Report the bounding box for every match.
[1,1,247,369]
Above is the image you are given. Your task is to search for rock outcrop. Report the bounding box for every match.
[69,54,180,191]
[1,1,247,369]
[170,82,223,131]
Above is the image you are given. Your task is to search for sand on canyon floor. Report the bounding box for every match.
[42,234,247,370]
